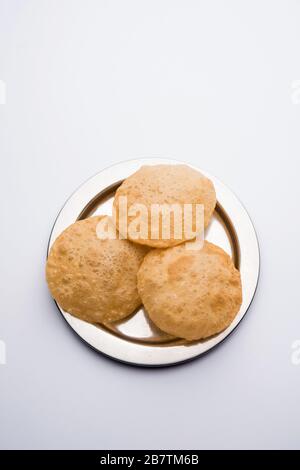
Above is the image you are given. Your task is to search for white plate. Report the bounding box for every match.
[47,158,260,366]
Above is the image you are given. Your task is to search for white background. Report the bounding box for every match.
[0,0,300,450]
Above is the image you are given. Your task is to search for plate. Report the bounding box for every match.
[47,158,260,366]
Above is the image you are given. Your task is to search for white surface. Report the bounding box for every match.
[0,0,299,450]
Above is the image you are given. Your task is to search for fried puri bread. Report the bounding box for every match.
[46,216,147,323]
[113,164,216,248]
[137,241,242,340]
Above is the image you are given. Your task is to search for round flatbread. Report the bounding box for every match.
[46,216,147,323]
[113,164,216,248]
[137,241,242,340]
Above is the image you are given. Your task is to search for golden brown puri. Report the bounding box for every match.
[113,164,216,248]
[46,216,147,323]
[137,241,242,341]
